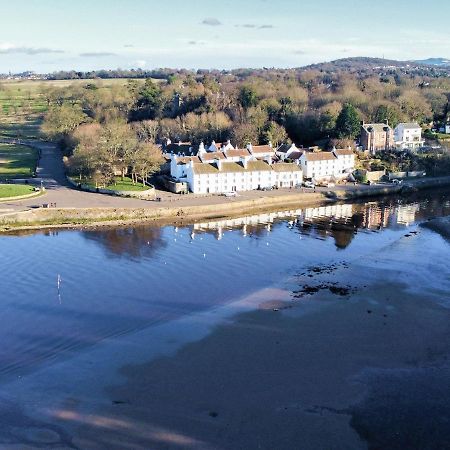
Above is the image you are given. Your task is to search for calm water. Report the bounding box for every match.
[0,190,449,380]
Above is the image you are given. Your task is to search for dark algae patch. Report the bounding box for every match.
[292,283,355,298]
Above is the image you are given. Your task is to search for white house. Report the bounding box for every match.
[185,159,302,194]
[276,143,303,162]
[394,123,425,150]
[333,148,355,172]
[207,140,235,152]
[170,147,302,194]
[299,149,355,181]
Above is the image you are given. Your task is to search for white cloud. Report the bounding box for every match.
[0,42,64,55]
[201,18,222,26]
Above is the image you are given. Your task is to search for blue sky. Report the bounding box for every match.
[0,0,449,73]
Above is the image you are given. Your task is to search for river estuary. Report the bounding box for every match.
[0,189,449,449]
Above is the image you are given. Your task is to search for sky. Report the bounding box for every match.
[0,0,449,73]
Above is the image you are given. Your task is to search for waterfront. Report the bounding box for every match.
[0,189,449,448]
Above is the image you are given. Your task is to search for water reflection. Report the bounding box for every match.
[190,190,450,250]
[82,226,166,259]
[0,189,448,379]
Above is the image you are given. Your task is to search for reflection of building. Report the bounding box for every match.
[395,203,420,226]
[188,199,423,244]
[303,204,354,221]
[362,203,393,229]
[192,209,304,239]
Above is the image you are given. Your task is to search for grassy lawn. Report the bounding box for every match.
[0,118,43,140]
[73,176,150,192]
[107,177,150,191]
[0,143,39,179]
[0,184,35,198]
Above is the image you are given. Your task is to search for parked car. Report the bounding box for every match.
[392,179,403,185]
[303,181,315,188]
[222,191,238,197]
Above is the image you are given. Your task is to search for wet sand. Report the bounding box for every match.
[422,216,450,240]
[69,230,450,449]
[1,226,449,449]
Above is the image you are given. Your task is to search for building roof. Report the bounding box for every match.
[362,123,391,133]
[200,151,226,161]
[191,159,299,175]
[303,152,337,161]
[333,149,354,156]
[176,156,201,165]
[224,149,251,158]
[247,160,273,171]
[276,144,292,153]
[166,142,194,155]
[249,145,274,154]
[271,162,302,172]
[397,122,421,129]
[192,163,220,174]
[285,150,303,160]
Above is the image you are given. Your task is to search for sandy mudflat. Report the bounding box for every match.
[1,225,449,449]
[69,232,450,450]
[421,216,450,240]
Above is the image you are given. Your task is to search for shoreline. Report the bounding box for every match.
[1,175,450,233]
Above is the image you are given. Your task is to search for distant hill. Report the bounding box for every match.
[301,56,450,77]
[304,57,411,71]
[414,57,450,66]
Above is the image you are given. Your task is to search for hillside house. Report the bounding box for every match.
[394,123,424,149]
[360,123,394,154]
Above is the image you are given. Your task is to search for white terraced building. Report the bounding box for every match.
[299,148,355,180]
[393,123,425,150]
[170,142,302,194]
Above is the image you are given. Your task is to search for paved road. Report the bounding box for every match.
[2,139,446,218]
[0,140,160,212]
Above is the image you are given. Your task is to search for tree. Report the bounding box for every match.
[128,142,164,186]
[262,121,288,147]
[335,103,360,139]
[231,123,258,148]
[132,120,159,143]
[130,79,164,120]
[373,104,400,128]
[99,121,138,180]
[41,104,88,141]
[238,86,258,110]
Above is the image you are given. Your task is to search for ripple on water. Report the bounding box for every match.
[0,190,449,378]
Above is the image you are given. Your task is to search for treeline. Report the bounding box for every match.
[41,62,450,183]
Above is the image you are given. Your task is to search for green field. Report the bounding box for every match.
[0,143,39,179]
[0,78,152,140]
[0,184,35,198]
[0,80,47,139]
[0,118,42,140]
[106,177,150,191]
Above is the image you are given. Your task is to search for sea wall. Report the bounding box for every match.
[1,176,450,231]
